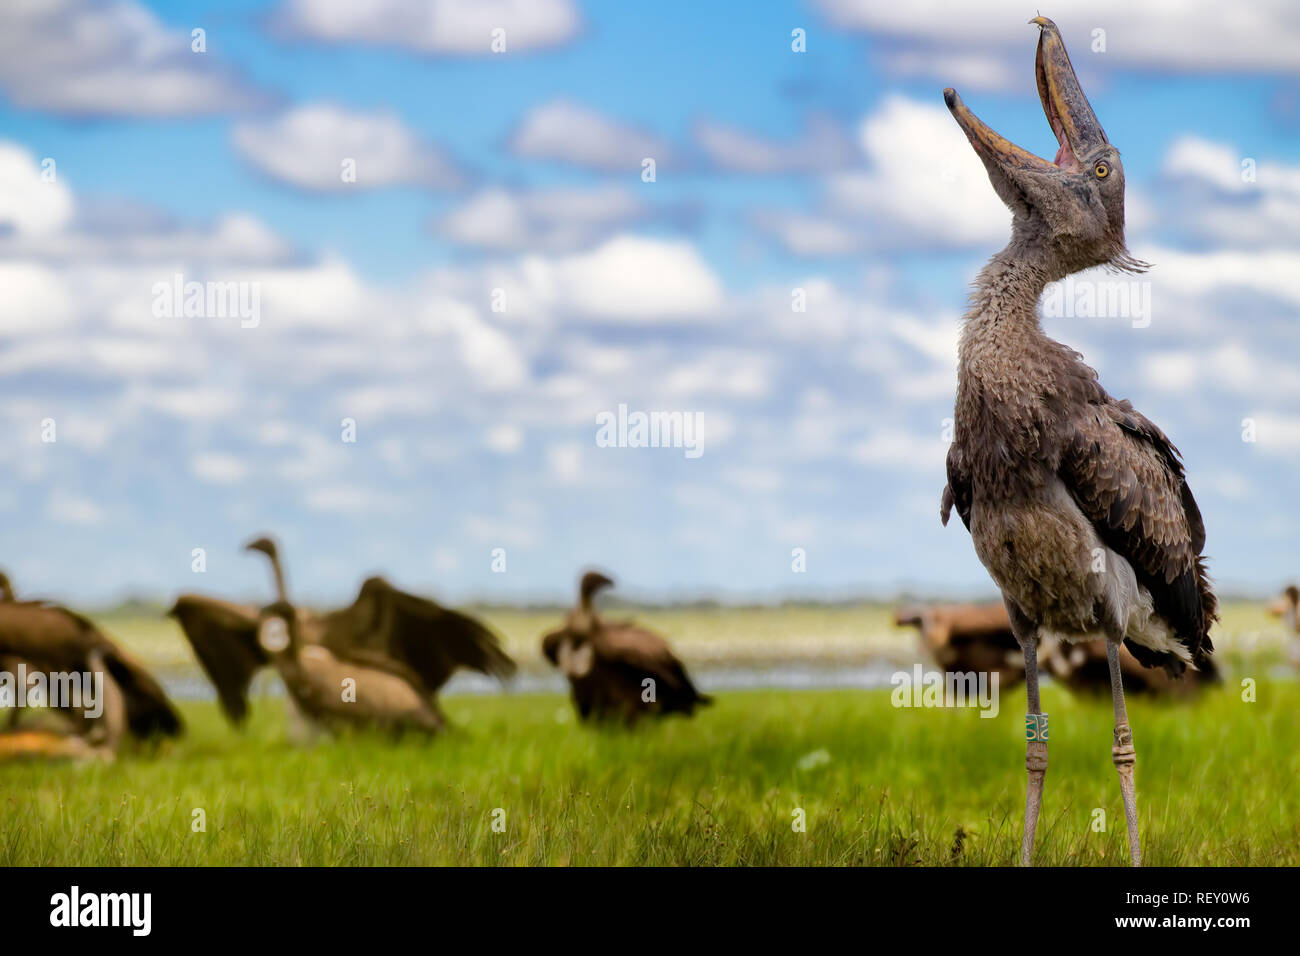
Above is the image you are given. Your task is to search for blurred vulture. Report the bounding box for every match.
[894,602,1218,697]
[1268,584,1299,634]
[0,571,182,758]
[542,572,711,724]
[1268,585,1300,666]
[169,536,515,726]
[255,601,442,735]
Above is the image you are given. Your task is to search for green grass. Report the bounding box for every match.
[3,681,1297,866]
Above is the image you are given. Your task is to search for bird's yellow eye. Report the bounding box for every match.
[1095,162,1109,179]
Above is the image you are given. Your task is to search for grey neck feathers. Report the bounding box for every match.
[963,244,1051,342]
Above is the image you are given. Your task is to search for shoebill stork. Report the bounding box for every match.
[940,17,1216,866]
[541,572,711,724]
[169,536,515,726]
[0,577,182,755]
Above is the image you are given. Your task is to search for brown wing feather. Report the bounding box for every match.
[942,444,973,530]
[168,595,266,724]
[101,646,183,738]
[1059,400,1216,671]
[593,624,710,709]
[326,578,516,693]
[0,602,182,738]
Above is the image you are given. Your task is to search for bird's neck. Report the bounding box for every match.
[961,245,1052,352]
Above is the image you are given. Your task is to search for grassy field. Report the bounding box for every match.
[2,600,1295,866]
[2,682,1297,866]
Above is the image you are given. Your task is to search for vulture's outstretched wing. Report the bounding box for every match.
[328,578,516,693]
[1059,398,1216,673]
[168,595,266,724]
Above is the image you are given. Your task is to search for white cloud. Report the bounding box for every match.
[750,211,864,256]
[0,144,73,235]
[510,99,675,171]
[485,423,524,454]
[1159,136,1300,246]
[304,486,394,515]
[0,0,263,115]
[437,185,643,252]
[752,96,1009,254]
[47,492,104,526]
[695,114,856,174]
[812,1,1300,83]
[1249,414,1300,459]
[234,104,461,191]
[0,262,76,335]
[191,453,250,485]
[546,443,583,484]
[850,428,948,470]
[1145,246,1300,309]
[829,96,1008,246]
[527,235,723,321]
[278,0,581,54]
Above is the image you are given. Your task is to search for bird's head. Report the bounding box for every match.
[945,17,1143,278]
[243,535,279,559]
[256,600,299,655]
[541,628,595,678]
[1268,584,1300,618]
[0,570,12,602]
[579,570,615,604]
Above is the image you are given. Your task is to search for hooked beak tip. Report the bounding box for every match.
[1029,15,1055,31]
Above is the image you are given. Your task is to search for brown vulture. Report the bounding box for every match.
[542,571,710,724]
[169,536,515,726]
[253,601,442,735]
[894,602,1217,696]
[0,571,182,756]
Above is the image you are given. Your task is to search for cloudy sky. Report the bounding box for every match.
[1,0,1298,605]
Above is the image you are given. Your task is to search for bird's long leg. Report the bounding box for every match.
[1006,602,1045,867]
[1106,639,1141,866]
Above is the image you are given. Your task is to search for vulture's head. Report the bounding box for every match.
[1268,585,1300,618]
[541,628,595,678]
[579,571,615,606]
[945,17,1142,277]
[257,601,300,656]
[243,535,279,559]
[0,570,12,602]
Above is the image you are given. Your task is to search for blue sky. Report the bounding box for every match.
[1,0,1298,605]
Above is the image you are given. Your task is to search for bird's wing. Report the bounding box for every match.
[1059,398,1216,669]
[99,643,184,738]
[941,443,973,530]
[0,602,182,738]
[343,578,516,692]
[168,595,266,724]
[331,646,433,693]
[540,627,567,665]
[594,624,696,694]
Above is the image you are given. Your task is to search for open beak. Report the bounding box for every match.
[944,17,1107,177]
